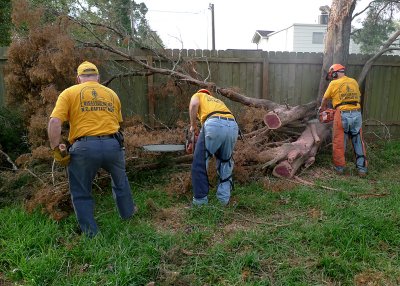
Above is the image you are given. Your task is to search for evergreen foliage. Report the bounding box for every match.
[352,0,400,53]
[0,106,28,157]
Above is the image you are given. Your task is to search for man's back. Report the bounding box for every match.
[51,81,122,143]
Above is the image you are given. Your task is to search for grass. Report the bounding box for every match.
[1,140,400,285]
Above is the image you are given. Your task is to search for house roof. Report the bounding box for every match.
[252,24,328,44]
[251,30,274,44]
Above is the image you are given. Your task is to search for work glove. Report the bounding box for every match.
[53,146,70,166]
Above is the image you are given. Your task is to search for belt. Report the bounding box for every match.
[209,116,235,121]
[341,109,361,113]
[75,134,114,141]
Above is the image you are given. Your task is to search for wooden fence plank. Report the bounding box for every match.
[147,55,155,127]
[262,52,269,100]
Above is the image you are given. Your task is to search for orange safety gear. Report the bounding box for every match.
[197,89,211,95]
[330,64,345,72]
[332,110,346,168]
[332,110,368,170]
[326,64,346,80]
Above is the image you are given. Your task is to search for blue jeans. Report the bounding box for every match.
[337,111,368,173]
[68,136,135,236]
[192,117,239,206]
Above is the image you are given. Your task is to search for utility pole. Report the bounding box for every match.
[209,3,215,50]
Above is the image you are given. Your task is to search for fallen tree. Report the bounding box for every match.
[4,0,400,182]
[70,0,356,179]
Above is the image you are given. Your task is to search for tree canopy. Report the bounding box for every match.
[2,0,163,49]
[352,0,400,54]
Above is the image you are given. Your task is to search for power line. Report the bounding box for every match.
[147,9,203,15]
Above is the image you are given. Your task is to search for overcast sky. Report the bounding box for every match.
[142,0,369,50]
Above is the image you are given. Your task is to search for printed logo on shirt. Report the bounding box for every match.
[338,83,360,102]
[80,87,115,113]
[206,94,222,104]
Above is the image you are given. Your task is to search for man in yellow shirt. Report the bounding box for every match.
[319,64,367,176]
[48,61,136,237]
[189,89,239,206]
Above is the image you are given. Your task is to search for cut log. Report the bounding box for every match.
[263,102,317,129]
[263,112,282,129]
[271,123,330,178]
[253,122,330,178]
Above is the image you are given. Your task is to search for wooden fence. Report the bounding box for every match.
[1,47,400,137]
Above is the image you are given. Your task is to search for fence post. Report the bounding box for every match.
[262,52,269,99]
[147,55,155,128]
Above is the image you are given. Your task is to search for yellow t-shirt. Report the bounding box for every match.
[50,81,122,143]
[323,76,361,111]
[192,92,234,124]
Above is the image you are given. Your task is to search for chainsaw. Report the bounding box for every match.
[141,127,198,154]
[318,108,335,123]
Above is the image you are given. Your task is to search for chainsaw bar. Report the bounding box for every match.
[142,144,186,152]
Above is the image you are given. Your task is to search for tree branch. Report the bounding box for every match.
[101,71,154,86]
[358,30,400,85]
[0,149,18,170]
[352,0,376,20]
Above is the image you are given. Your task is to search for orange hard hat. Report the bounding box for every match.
[329,64,345,73]
[326,64,345,80]
[197,89,211,95]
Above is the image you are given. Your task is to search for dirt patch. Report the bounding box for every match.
[263,178,297,192]
[148,202,186,233]
[354,270,395,285]
[307,208,324,220]
[164,172,192,198]
[0,273,13,286]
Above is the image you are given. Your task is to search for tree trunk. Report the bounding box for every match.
[253,122,330,178]
[263,101,317,129]
[317,0,356,103]
[272,123,331,178]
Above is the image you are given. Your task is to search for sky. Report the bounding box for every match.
[142,0,369,50]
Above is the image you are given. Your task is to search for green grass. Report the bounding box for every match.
[1,141,400,285]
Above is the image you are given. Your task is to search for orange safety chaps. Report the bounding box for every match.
[332,110,368,169]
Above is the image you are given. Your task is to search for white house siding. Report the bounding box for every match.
[292,24,327,52]
[263,27,294,51]
[257,38,269,50]
[254,23,362,53]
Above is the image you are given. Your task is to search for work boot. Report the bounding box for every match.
[333,166,344,175]
[358,171,367,178]
[122,205,138,220]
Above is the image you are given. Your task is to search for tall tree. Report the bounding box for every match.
[77,0,164,48]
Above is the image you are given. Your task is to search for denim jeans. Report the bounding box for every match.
[68,137,135,236]
[192,117,239,206]
[336,111,368,173]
